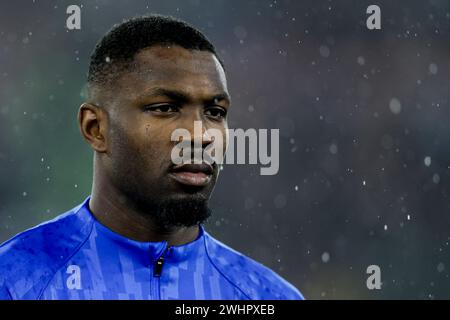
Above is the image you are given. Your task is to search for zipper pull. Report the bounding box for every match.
[153,246,170,277]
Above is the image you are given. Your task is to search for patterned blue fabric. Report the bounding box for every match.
[0,196,304,300]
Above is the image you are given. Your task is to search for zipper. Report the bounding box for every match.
[153,246,170,277]
[151,245,171,299]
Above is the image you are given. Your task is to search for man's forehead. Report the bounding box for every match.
[114,45,228,98]
[112,46,227,91]
[132,46,224,80]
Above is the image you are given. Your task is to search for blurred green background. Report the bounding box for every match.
[1,0,450,299]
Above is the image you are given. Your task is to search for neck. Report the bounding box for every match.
[89,166,199,246]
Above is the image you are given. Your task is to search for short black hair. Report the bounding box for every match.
[87,15,223,87]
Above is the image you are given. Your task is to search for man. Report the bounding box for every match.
[0,15,304,300]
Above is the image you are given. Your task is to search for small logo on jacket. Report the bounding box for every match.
[66,265,82,290]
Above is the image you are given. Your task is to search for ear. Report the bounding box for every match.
[78,103,108,153]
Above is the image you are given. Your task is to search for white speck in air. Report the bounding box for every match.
[319,45,330,58]
[329,143,338,154]
[432,173,440,184]
[357,56,365,65]
[389,98,402,114]
[321,252,330,263]
[429,63,438,75]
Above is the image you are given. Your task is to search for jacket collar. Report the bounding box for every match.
[76,195,206,265]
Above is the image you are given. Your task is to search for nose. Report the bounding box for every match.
[191,122,213,148]
[184,115,214,165]
[170,109,222,166]
[183,110,213,148]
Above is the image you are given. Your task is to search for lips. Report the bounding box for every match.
[168,163,214,187]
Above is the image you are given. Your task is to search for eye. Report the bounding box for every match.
[205,106,227,120]
[144,104,179,113]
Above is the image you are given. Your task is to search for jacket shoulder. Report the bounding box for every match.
[0,202,93,300]
[203,232,304,300]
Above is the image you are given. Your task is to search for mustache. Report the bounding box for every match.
[169,145,221,168]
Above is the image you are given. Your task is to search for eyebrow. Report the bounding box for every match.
[140,87,231,105]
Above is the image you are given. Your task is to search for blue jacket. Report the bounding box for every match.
[0,196,304,300]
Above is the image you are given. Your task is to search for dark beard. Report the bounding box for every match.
[110,166,213,231]
[132,196,212,232]
[113,181,213,232]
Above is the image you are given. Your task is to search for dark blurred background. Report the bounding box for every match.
[1,0,450,299]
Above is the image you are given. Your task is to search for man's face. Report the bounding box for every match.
[100,45,230,229]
